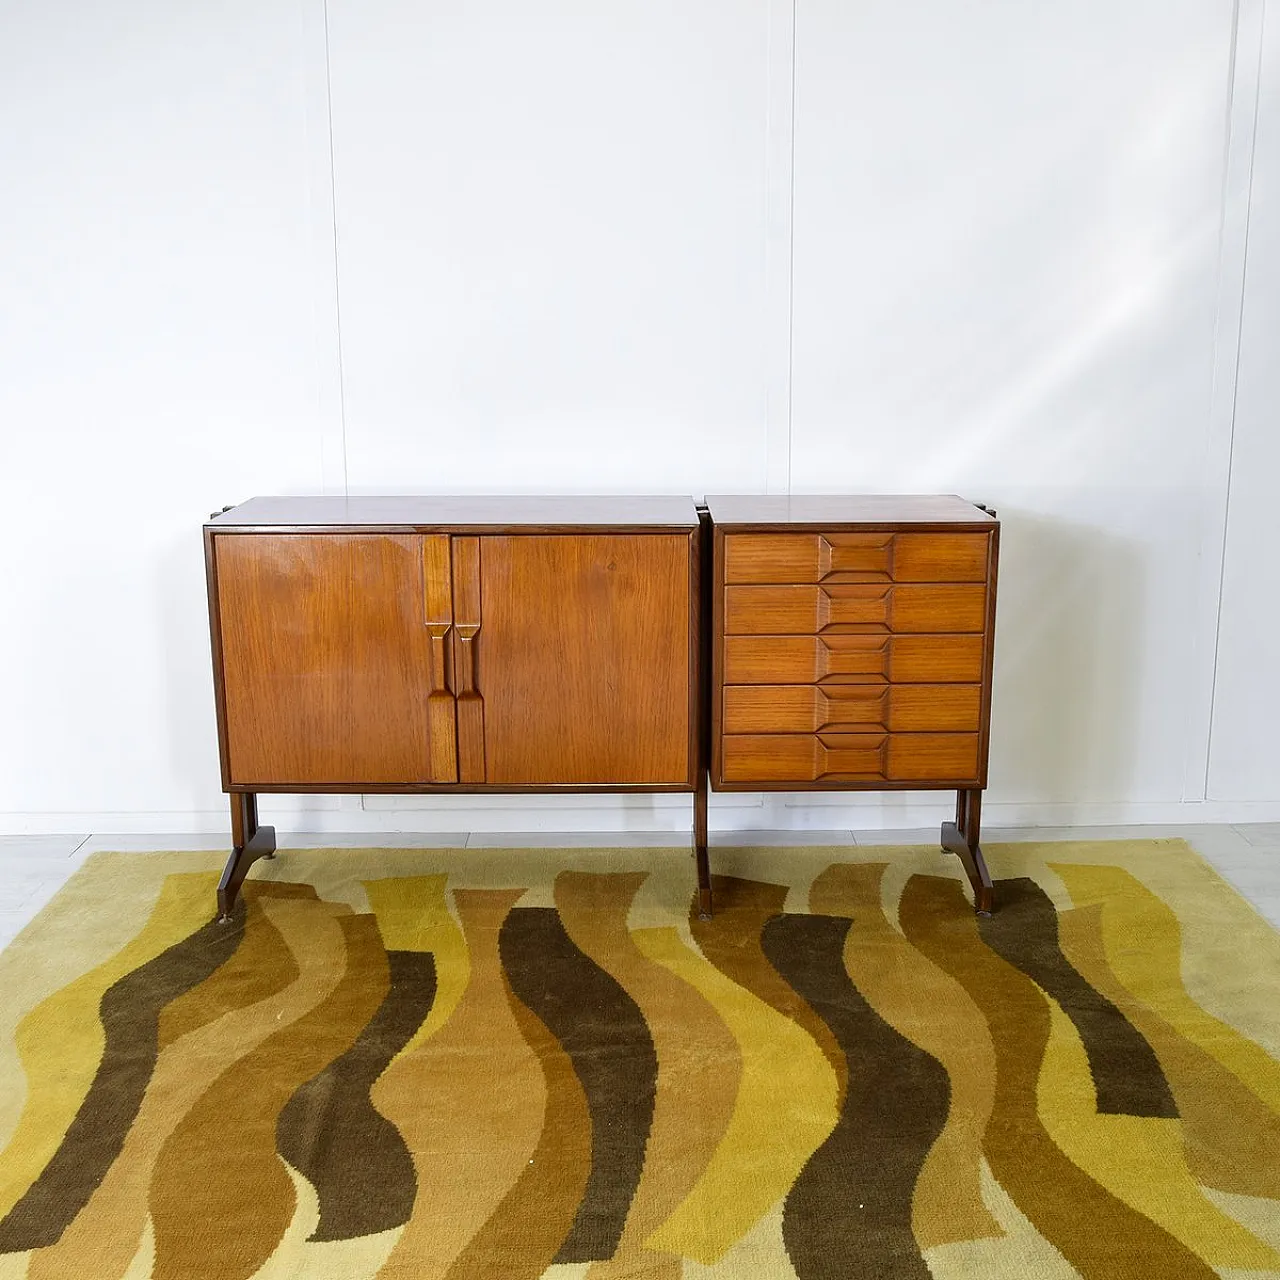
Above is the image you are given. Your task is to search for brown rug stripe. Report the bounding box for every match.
[1,840,1277,1279]
[276,948,436,1242]
[979,877,1177,1118]
[500,906,658,1264]
[373,887,544,1280]
[158,883,313,1048]
[149,907,388,1280]
[23,889,299,1280]
[0,908,246,1252]
[443,967,593,1279]
[809,860,1004,1249]
[903,874,1219,1280]
[762,913,948,1280]
[555,871,733,1280]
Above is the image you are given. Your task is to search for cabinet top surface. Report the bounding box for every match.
[207,495,700,530]
[705,494,996,527]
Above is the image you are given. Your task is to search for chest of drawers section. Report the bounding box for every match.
[706,497,998,792]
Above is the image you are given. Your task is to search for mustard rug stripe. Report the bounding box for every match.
[683,1198,796,1280]
[1054,864,1280,1116]
[1037,999,1279,1270]
[158,883,308,1049]
[148,902,382,1280]
[1058,899,1280,1200]
[901,873,1219,1280]
[0,854,216,1160]
[555,871,733,1280]
[363,875,469,1059]
[633,925,839,1265]
[0,906,244,1254]
[809,861,1004,1250]
[0,840,1277,1279]
[23,892,325,1280]
[0,871,219,1223]
[443,960,592,1280]
[371,888,545,1280]
[689,876,845,1095]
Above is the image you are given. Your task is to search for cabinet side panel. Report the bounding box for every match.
[478,534,692,784]
[216,533,435,785]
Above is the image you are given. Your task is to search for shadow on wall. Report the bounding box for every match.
[987,506,1144,812]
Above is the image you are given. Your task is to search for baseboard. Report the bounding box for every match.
[4,794,1280,836]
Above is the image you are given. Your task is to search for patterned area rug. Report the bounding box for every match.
[0,840,1277,1279]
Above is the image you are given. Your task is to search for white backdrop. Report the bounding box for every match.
[1,0,1276,834]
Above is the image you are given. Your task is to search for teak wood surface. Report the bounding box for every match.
[205,493,998,919]
[205,498,709,919]
[215,533,443,786]
[706,494,1000,914]
[474,534,692,785]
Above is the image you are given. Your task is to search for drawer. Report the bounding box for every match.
[723,583,987,635]
[724,532,989,584]
[722,634,985,684]
[723,684,981,735]
[720,732,980,784]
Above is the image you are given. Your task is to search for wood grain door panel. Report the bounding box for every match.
[885,733,980,781]
[720,731,980,784]
[724,533,989,584]
[477,534,692,785]
[721,733,887,783]
[722,684,981,734]
[724,583,986,634]
[721,633,985,684]
[216,533,453,786]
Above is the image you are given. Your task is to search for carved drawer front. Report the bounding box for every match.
[721,732,980,784]
[723,684,981,735]
[722,633,985,684]
[724,532,989,585]
[723,583,986,635]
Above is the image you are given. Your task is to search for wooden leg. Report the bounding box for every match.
[940,788,994,916]
[694,769,712,920]
[217,793,277,923]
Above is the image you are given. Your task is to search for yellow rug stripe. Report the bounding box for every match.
[1055,865,1280,1116]
[0,871,216,1221]
[633,926,838,1265]
[1037,999,1278,1268]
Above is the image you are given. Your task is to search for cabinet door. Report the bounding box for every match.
[215,533,456,786]
[471,534,693,785]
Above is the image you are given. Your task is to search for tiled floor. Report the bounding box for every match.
[0,824,1276,951]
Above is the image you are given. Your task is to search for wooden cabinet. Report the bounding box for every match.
[205,497,704,919]
[706,495,1000,912]
[204,493,1000,921]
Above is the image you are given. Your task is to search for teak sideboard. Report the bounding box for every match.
[204,494,998,921]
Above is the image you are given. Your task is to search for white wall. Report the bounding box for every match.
[326,0,773,495]
[1208,0,1280,805]
[0,0,340,831]
[0,0,1275,835]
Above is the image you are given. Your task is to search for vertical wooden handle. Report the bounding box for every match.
[423,534,459,783]
[454,627,478,694]
[451,537,486,783]
[427,630,453,695]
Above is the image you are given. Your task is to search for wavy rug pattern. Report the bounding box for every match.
[0,838,1277,1279]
